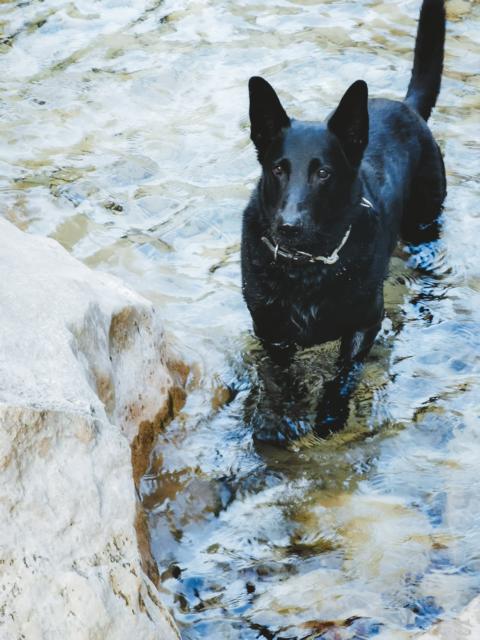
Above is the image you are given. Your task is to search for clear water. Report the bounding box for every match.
[1,1,479,638]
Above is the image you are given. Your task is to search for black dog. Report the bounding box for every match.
[241,0,446,434]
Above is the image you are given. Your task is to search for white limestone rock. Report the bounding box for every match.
[417,596,480,639]
[0,218,180,640]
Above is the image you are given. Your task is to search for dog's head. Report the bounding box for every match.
[248,76,369,255]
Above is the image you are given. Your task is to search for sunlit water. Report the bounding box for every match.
[1,0,480,638]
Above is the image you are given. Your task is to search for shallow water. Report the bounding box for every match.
[1,0,480,638]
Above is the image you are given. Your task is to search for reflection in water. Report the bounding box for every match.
[1,0,480,638]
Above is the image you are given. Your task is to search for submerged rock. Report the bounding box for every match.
[0,218,180,639]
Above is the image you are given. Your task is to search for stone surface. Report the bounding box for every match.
[417,596,480,639]
[0,218,180,639]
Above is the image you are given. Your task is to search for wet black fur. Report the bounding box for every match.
[241,0,446,434]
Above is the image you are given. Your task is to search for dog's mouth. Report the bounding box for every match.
[262,226,352,265]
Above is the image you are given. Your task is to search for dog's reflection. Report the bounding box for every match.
[242,339,362,443]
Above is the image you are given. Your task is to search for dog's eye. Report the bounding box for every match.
[317,168,331,181]
[272,164,284,177]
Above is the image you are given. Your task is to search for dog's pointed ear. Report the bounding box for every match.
[249,76,291,162]
[328,80,369,168]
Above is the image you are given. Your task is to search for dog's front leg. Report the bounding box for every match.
[245,340,311,442]
[339,322,382,364]
[314,322,382,435]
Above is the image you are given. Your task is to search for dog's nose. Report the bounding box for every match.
[278,221,302,237]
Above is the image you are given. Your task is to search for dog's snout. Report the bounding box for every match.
[278,220,302,237]
[277,191,307,239]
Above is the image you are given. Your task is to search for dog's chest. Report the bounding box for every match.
[272,272,341,341]
[246,252,359,344]
[288,299,321,335]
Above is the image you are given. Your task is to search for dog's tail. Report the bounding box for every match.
[404,0,446,121]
